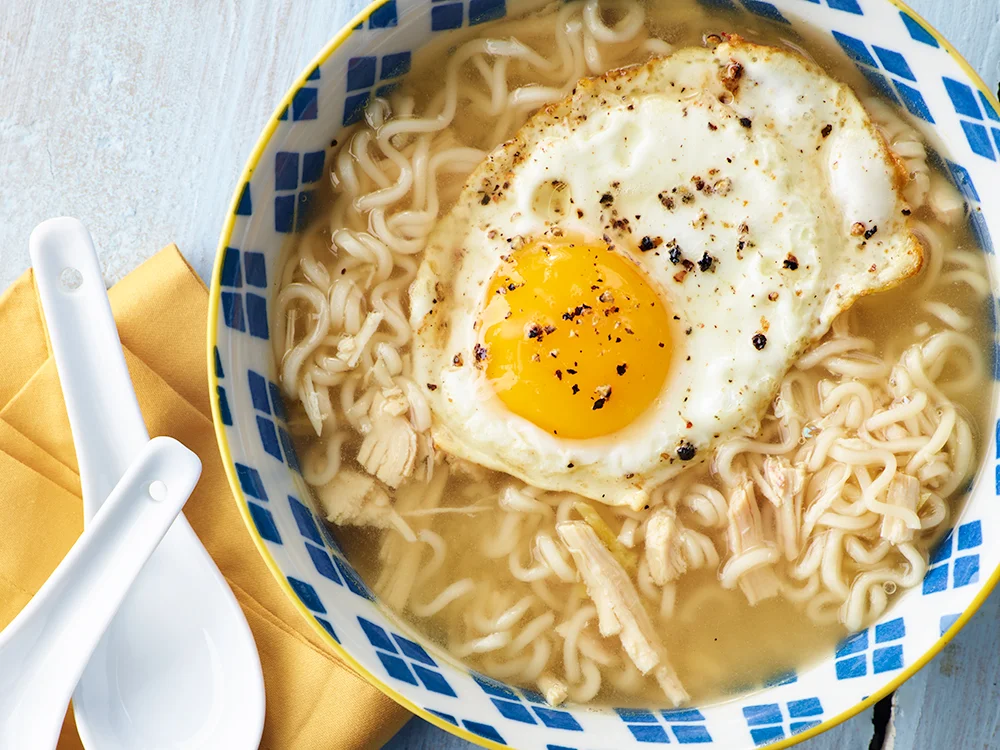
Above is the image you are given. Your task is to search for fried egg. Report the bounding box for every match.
[410,38,921,508]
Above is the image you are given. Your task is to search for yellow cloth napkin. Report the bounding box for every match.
[0,246,411,749]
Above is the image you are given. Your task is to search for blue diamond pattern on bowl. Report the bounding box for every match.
[305,541,344,583]
[287,576,326,613]
[492,698,537,724]
[234,462,267,500]
[898,9,938,47]
[942,76,998,161]
[831,30,934,120]
[246,500,282,544]
[315,616,340,642]
[742,698,824,746]
[824,0,862,14]
[236,182,253,216]
[413,664,457,696]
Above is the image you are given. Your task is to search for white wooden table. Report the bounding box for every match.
[1,1,997,747]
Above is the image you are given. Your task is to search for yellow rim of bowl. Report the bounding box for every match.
[207,1,1000,748]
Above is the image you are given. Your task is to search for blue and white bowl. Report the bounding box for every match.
[208,1,1000,747]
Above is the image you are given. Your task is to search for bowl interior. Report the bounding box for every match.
[209,1,1000,747]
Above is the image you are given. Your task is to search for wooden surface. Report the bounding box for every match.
[2,1,998,748]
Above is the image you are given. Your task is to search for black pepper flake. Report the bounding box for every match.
[739,117,752,128]
[592,398,606,410]
[658,342,665,348]
[708,122,718,131]
[616,363,627,376]
[600,193,614,206]
[783,254,799,271]
[426,383,438,391]
[480,194,491,205]
[864,225,878,240]
[544,324,556,334]
[526,323,543,339]
[555,370,563,380]
[572,384,580,394]
[668,246,683,264]
[566,368,577,375]
[453,353,464,366]
[752,333,767,350]
[567,462,574,468]
[676,442,697,461]
[821,123,833,138]
[562,304,593,321]
[639,235,661,252]
[473,343,488,362]
[901,208,912,216]
[658,193,675,210]
[698,252,716,272]
[685,327,693,335]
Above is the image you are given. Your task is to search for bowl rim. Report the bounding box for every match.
[207,2,1000,748]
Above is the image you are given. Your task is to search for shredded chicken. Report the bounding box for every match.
[376,386,409,417]
[357,391,417,488]
[573,502,637,571]
[929,172,965,225]
[724,474,780,605]
[644,508,688,585]
[556,521,689,705]
[538,673,568,706]
[881,474,920,544]
[754,456,805,560]
[316,468,394,529]
[336,310,384,368]
[654,664,688,707]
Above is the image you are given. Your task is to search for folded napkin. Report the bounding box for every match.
[0,246,411,749]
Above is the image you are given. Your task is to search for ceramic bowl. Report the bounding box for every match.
[208,1,1000,747]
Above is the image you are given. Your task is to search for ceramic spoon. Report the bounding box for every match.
[0,437,201,750]
[30,218,265,749]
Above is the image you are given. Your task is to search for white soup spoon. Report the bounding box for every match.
[30,218,265,749]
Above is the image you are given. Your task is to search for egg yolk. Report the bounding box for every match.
[480,239,672,439]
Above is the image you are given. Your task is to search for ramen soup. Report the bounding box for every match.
[274,0,992,707]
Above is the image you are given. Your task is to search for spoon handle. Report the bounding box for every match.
[0,437,201,750]
[30,217,150,521]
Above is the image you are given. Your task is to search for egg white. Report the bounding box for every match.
[410,39,922,508]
